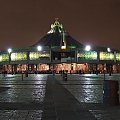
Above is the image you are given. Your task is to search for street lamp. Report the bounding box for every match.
[107,47,112,76]
[85,45,91,51]
[8,48,12,54]
[37,46,42,73]
[7,48,12,63]
[7,48,12,74]
[37,46,42,51]
[107,47,111,52]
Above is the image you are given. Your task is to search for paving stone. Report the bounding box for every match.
[1,74,120,119]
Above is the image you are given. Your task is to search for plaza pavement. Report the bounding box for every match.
[54,74,120,120]
[0,73,120,119]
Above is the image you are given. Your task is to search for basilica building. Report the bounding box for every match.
[0,19,120,74]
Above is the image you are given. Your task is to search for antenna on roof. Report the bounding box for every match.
[61,31,66,49]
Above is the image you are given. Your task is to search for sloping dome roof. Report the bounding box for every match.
[32,19,84,48]
[32,32,83,48]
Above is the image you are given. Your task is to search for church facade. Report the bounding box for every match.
[0,19,120,74]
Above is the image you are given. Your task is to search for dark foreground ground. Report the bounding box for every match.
[0,73,120,120]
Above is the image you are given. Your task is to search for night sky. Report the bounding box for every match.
[0,0,120,50]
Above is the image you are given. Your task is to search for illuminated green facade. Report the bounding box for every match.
[0,19,120,73]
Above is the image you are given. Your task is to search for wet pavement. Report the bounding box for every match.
[0,73,120,119]
[55,74,120,103]
[42,75,96,120]
[55,74,120,120]
[56,74,103,103]
[0,74,47,120]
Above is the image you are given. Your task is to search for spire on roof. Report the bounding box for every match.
[47,18,64,34]
[61,31,67,49]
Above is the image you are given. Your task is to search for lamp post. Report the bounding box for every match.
[7,48,12,74]
[107,47,112,76]
[37,45,42,51]
[8,48,12,54]
[37,45,42,73]
[107,47,111,52]
[85,45,91,51]
[85,45,91,73]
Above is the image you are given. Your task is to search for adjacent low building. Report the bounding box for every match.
[0,19,120,74]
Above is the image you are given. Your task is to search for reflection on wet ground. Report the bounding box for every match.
[0,74,47,119]
[55,74,120,103]
[55,74,120,120]
[0,74,47,103]
[55,74,104,103]
[1,73,120,119]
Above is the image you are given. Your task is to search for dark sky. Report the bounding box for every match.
[0,0,120,50]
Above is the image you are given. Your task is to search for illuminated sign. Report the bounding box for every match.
[29,52,50,60]
[11,52,27,61]
[0,54,9,62]
[100,52,114,60]
[116,53,120,61]
[77,51,97,60]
